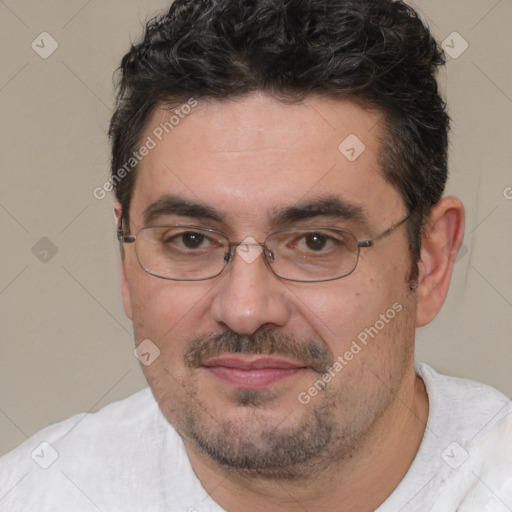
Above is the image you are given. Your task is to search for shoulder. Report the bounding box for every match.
[417,362,512,437]
[429,413,512,511]
[417,362,509,400]
[417,364,512,511]
[2,386,159,462]
[0,387,170,511]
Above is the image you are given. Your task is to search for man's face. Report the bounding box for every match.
[120,93,417,477]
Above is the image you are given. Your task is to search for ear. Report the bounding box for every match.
[114,202,133,320]
[114,202,123,229]
[415,196,465,327]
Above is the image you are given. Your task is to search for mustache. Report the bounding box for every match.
[184,330,334,373]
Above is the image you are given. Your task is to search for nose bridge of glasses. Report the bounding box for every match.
[226,238,273,266]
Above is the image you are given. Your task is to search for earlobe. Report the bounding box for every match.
[415,196,465,327]
[120,262,133,320]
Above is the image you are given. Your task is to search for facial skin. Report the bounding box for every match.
[117,93,464,511]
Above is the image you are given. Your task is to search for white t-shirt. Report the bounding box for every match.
[1,363,511,512]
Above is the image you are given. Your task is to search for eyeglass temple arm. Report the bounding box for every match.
[357,210,414,249]
[117,221,135,244]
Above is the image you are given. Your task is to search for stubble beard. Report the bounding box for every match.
[145,309,415,481]
[184,387,339,480]
[171,365,407,481]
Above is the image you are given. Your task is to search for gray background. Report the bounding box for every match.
[1,0,511,456]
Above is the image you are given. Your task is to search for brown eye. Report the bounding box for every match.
[180,232,205,249]
[304,233,328,251]
[161,231,211,251]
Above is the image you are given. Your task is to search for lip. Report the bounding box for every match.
[202,355,307,388]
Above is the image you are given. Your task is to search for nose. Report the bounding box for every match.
[210,243,290,336]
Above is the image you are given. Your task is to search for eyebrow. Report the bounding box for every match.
[142,194,367,229]
[143,194,222,225]
[272,196,367,227]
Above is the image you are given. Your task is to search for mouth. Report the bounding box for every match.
[202,355,309,389]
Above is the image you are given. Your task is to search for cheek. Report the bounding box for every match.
[126,259,214,351]
[296,286,363,341]
[293,262,409,356]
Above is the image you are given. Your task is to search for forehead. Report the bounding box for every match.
[129,93,403,230]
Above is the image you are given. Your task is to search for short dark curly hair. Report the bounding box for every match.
[109,0,449,281]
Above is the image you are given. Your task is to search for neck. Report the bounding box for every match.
[184,371,429,512]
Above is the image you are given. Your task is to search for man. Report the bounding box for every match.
[1,0,511,510]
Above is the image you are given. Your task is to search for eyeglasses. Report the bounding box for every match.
[117,212,412,283]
